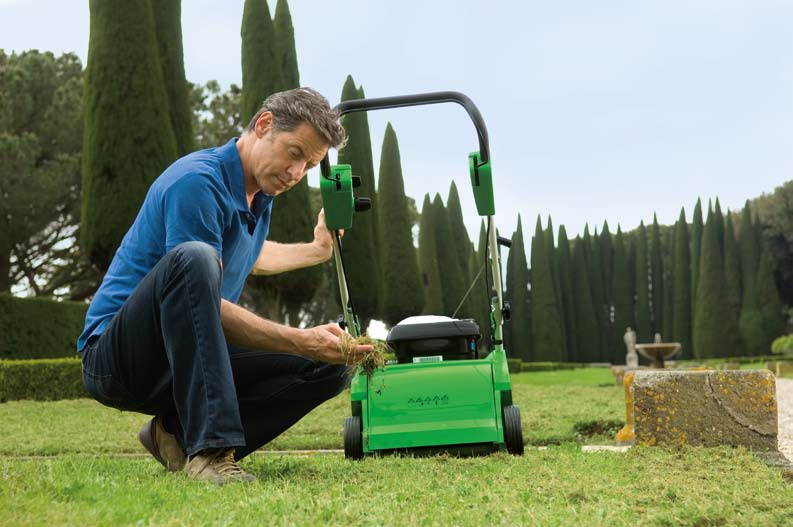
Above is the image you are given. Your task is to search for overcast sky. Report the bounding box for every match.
[3,0,792,245]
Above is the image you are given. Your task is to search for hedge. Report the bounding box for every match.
[0,358,86,402]
[507,358,522,373]
[0,294,86,359]
[520,362,587,372]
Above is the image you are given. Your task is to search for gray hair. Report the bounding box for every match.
[246,87,347,149]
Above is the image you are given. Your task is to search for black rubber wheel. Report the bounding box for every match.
[503,405,524,455]
[343,416,363,460]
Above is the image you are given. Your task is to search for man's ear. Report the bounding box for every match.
[255,112,274,137]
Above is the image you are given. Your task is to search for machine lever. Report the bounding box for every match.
[351,175,362,188]
[354,197,371,212]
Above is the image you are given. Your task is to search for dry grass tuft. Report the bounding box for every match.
[339,333,390,375]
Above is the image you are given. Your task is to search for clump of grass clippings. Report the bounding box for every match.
[339,333,390,376]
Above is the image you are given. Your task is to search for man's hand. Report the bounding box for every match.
[302,323,373,365]
[312,209,343,263]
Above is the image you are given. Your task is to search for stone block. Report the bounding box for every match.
[632,370,777,450]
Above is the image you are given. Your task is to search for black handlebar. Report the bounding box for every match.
[321,91,490,179]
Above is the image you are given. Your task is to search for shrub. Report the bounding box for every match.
[771,335,793,356]
[0,294,86,359]
[507,358,522,373]
[521,362,585,372]
[0,358,86,402]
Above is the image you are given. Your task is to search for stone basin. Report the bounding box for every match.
[634,343,681,368]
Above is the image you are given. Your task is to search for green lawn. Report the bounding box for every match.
[2,368,792,526]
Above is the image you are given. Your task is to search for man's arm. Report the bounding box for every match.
[220,300,371,364]
[251,209,339,275]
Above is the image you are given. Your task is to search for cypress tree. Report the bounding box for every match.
[634,222,652,342]
[241,0,280,122]
[273,0,299,90]
[739,246,785,356]
[650,214,665,337]
[545,217,568,359]
[723,214,743,347]
[151,0,193,156]
[431,194,467,317]
[600,221,616,359]
[672,208,692,358]
[417,194,444,315]
[572,238,599,362]
[587,227,607,360]
[335,75,379,328]
[738,202,760,305]
[557,225,576,361]
[612,226,634,363]
[507,216,531,360]
[531,216,566,361]
[714,198,725,253]
[694,206,742,358]
[690,198,704,323]
[81,0,178,270]
[377,123,423,325]
[662,227,674,344]
[447,182,476,318]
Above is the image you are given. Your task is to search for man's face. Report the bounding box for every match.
[249,113,329,196]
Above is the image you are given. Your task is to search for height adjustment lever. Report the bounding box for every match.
[351,175,362,188]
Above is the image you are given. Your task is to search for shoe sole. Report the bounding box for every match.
[139,418,183,472]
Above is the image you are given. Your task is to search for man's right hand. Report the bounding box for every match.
[302,323,374,364]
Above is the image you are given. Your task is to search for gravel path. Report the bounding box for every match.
[777,378,793,460]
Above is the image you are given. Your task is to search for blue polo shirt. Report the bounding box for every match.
[77,138,273,352]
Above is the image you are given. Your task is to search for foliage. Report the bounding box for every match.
[693,206,743,358]
[506,216,531,360]
[611,227,634,363]
[0,358,84,401]
[633,222,652,343]
[530,216,566,361]
[240,0,280,123]
[0,294,86,359]
[82,0,178,270]
[689,198,704,321]
[430,193,466,317]
[151,0,193,155]
[771,334,793,356]
[571,237,599,362]
[650,215,664,335]
[376,124,423,325]
[417,195,444,315]
[189,80,243,149]
[273,0,299,90]
[671,208,692,358]
[0,50,100,298]
[446,182,476,318]
[740,246,786,356]
[556,226,577,361]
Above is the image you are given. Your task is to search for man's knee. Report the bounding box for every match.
[170,241,222,279]
[320,364,352,399]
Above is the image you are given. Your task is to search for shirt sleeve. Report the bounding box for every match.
[162,173,227,256]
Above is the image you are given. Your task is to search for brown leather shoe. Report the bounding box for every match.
[138,416,187,472]
[184,448,256,485]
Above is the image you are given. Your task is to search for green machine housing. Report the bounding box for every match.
[319,91,522,457]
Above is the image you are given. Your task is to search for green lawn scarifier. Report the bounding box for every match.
[320,92,522,459]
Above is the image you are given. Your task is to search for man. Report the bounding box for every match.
[77,88,372,484]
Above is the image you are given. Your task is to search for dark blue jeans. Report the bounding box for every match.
[81,241,349,459]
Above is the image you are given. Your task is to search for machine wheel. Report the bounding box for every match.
[344,416,363,460]
[503,405,524,455]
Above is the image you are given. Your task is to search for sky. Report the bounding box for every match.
[2,0,793,246]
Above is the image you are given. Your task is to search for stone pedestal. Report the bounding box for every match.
[632,370,777,450]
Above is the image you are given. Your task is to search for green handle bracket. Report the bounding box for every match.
[469,151,495,216]
[320,164,354,230]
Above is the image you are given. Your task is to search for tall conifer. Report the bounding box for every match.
[740,246,785,355]
[417,194,444,315]
[447,182,476,318]
[431,194,467,317]
[650,214,664,336]
[587,227,607,360]
[612,226,634,363]
[557,226,577,361]
[507,216,531,360]
[723,214,743,348]
[694,206,742,358]
[151,0,193,155]
[531,216,566,361]
[273,0,298,90]
[634,222,652,342]
[81,0,178,269]
[690,198,704,324]
[738,202,760,305]
[377,124,423,325]
[672,208,692,357]
[241,0,280,122]
[572,238,599,362]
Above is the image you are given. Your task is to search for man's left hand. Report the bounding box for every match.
[313,209,342,262]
